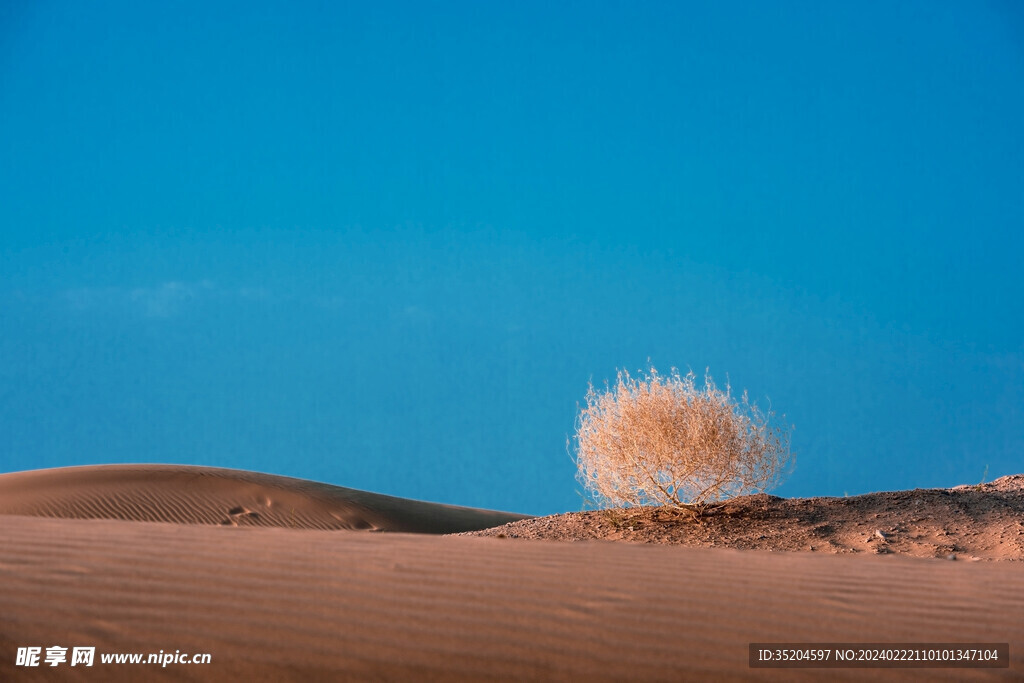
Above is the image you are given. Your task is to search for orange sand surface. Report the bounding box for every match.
[0,464,531,533]
[1,465,1021,681]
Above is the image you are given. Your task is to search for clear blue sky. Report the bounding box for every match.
[2,1,1022,515]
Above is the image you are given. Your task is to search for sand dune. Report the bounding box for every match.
[1,465,1021,680]
[465,475,1024,561]
[0,464,531,533]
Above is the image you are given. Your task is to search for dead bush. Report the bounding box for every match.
[573,365,792,512]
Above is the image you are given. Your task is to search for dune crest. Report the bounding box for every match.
[0,464,531,533]
[464,475,1024,561]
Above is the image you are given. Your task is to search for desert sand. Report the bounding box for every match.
[464,475,1024,561]
[1,464,1022,681]
[0,464,532,533]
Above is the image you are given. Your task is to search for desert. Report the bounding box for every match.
[6,2,1022,681]
[1,464,1021,681]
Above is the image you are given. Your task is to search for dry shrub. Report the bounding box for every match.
[573,365,792,511]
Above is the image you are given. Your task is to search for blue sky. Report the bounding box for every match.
[2,1,1022,515]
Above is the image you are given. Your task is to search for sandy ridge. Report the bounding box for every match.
[0,464,531,533]
[461,475,1024,561]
